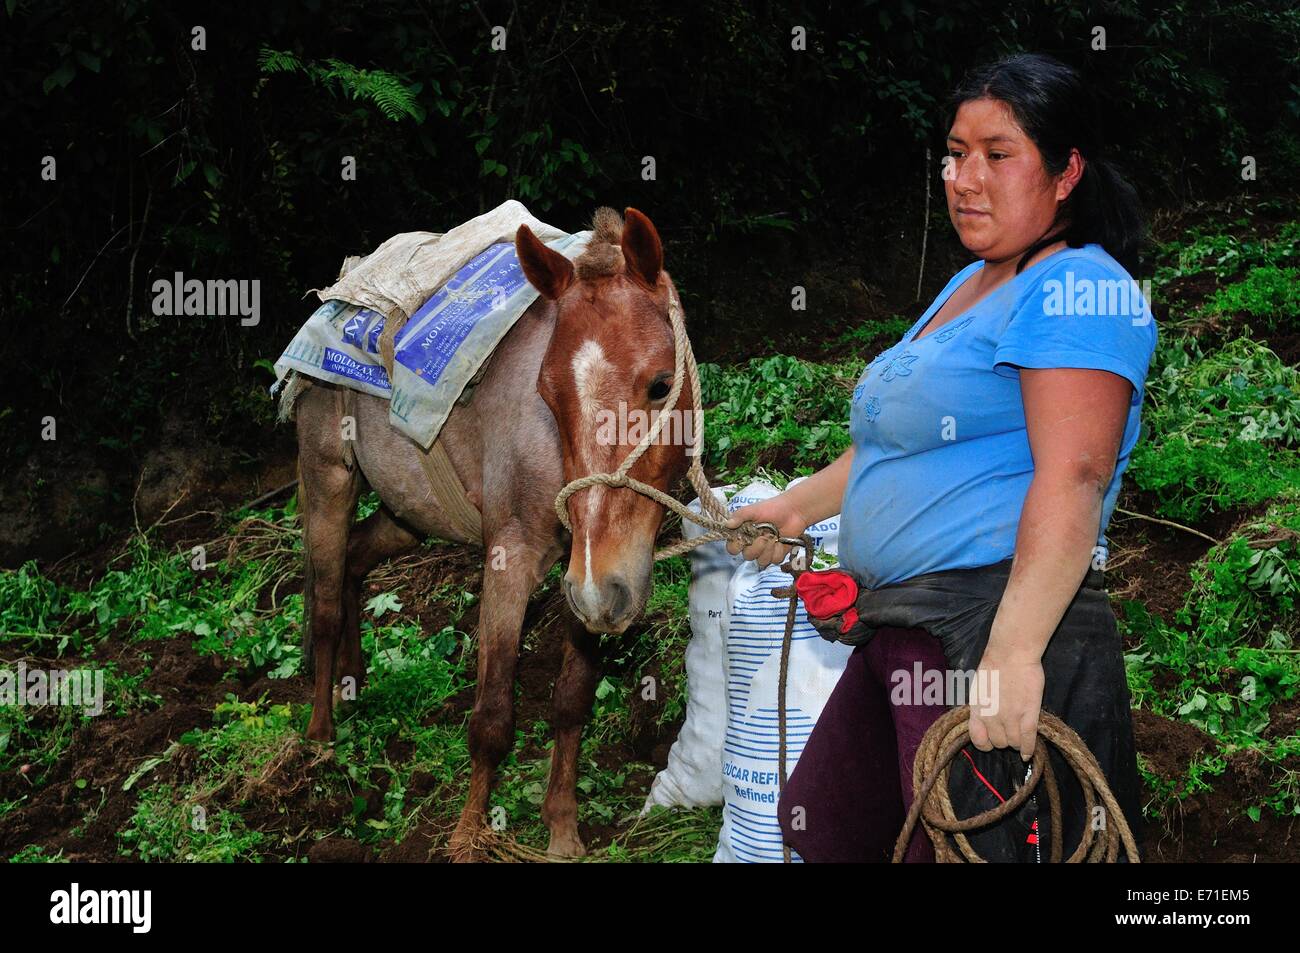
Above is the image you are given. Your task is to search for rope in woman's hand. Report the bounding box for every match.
[893,705,1141,862]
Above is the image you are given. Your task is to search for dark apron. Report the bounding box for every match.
[838,558,1144,862]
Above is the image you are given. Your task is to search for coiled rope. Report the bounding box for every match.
[894,705,1141,862]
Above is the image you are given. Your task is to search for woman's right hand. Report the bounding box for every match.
[723,494,809,569]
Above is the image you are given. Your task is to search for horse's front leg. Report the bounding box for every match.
[449,526,552,862]
[542,615,602,858]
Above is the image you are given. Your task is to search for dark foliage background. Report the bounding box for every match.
[2,0,1298,555]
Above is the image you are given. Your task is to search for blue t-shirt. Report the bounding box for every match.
[838,243,1158,589]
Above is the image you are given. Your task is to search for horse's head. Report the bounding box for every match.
[517,207,694,635]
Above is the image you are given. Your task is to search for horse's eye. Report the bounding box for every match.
[648,378,672,401]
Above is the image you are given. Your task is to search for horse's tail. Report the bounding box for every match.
[277,370,310,423]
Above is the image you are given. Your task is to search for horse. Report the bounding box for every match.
[290,206,696,859]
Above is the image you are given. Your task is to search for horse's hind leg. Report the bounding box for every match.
[542,613,602,858]
[298,395,362,742]
[337,506,421,698]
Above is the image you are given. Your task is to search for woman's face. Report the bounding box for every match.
[944,97,1080,263]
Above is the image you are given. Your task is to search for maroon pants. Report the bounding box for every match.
[778,626,949,863]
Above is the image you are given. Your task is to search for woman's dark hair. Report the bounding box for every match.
[947,52,1145,275]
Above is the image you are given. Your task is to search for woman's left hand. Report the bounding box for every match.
[968,645,1045,762]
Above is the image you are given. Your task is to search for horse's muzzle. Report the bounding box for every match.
[563,572,637,633]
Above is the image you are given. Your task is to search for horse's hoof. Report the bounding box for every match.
[546,832,587,860]
[447,832,488,863]
[304,717,334,744]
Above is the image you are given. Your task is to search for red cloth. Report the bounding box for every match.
[795,569,860,634]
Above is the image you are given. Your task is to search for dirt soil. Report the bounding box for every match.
[1134,706,1299,862]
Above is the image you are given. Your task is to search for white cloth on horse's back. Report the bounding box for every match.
[312,199,570,323]
[272,199,590,449]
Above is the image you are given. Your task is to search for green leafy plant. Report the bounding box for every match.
[1130,335,1300,520]
[7,844,68,863]
[0,562,67,643]
[1201,266,1300,331]
[258,48,425,122]
[699,354,856,476]
[119,782,267,862]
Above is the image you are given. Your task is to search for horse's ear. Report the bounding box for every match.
[621,207,662,291]
[516,224,574,300]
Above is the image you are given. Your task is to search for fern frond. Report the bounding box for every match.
[257,47,302,75]
[259,52,423,123]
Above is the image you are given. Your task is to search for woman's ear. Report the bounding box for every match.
[621,207,663,291]
[516,224,575,300]
[1056,148,1086,202]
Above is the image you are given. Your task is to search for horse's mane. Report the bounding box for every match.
[574,206,624,280]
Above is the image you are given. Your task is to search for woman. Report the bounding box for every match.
[724,52,1155,862]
